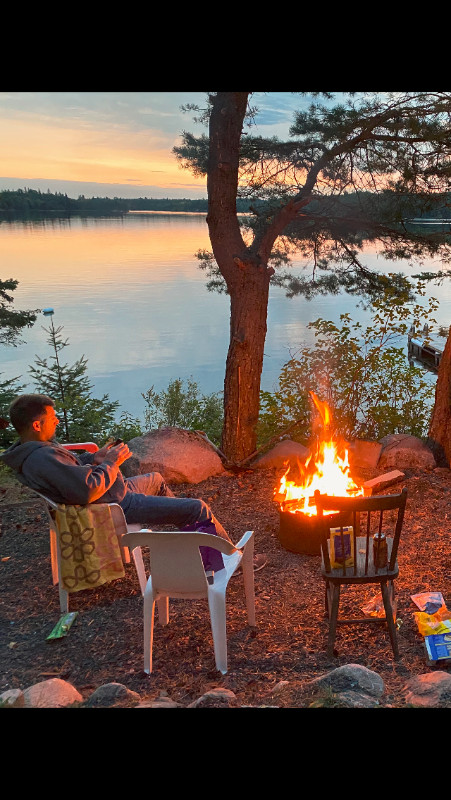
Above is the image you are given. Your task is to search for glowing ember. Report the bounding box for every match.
[275,393,364,516]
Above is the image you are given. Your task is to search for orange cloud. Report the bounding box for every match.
[0,114,205,190]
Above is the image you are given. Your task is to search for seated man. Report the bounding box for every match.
[2,394,266,571]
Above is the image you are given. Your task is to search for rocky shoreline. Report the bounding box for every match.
[3,663,451,708]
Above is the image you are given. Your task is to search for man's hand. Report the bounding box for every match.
[92,441,131,466]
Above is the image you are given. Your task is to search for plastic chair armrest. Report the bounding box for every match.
[234,530,254,551]
[61,442,99,453]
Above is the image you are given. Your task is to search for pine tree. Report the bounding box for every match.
[0,278,38,347]
[29,317,119,443]
[0,278,38,447]
[175,92,451,462]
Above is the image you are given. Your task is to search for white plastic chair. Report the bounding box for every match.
[32,442,147,612]
[123,529,256,675]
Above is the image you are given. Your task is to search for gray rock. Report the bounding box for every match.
[23,678,83,708]
[378,434,436,470]
[136,698,180,708]
[83,682,141,708]
[122,427,225,484]
[307,664,385,698]
[402,671,451,707]
[187,687,240,708]
[333,690,381,708]
[0,688,25,708]
[270,680,291,695]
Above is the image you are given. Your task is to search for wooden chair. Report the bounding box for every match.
[314,487,408,660]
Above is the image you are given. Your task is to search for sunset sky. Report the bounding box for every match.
[0,91,310,200]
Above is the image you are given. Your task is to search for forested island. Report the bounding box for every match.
[2,187,451,219]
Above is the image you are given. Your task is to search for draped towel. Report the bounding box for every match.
[55,504,125,593]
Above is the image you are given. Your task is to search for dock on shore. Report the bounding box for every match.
[408,325,443,371]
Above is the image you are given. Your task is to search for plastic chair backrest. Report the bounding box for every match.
[36,489,128,534]
[124,531,237,594]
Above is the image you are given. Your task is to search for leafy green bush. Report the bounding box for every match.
[258,278,437,444]
[108,410,143,442]
[142,377,223,445]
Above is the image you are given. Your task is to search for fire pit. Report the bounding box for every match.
[274,393,364,556]
[278,506,359,555]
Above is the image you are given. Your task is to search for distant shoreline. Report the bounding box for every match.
[2,188,451,223]
[0,188,253,215]
[128,209,207,215]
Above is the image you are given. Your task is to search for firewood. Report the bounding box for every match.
[362,470,405,495]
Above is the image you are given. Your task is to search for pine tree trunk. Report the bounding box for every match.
[221,263,271,463]
[428,326,451,466]
[206,92,293,463]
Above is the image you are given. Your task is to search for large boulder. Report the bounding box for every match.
[122,427,225,484]
[377,434,436,471]
[348,439,383,469]
[252,439,309,470]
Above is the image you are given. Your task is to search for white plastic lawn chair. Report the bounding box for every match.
[32,442,147,612]
[122,529,256,675]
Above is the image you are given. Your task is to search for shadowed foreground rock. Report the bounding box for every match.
[402,671,451,707]
[83,682,141,708]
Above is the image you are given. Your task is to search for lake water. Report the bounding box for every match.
[1,211,448,421]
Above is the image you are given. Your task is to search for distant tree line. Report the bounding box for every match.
[0,188,261,214]
[1,187,451,219]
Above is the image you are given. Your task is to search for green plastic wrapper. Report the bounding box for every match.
[46,612,79,640]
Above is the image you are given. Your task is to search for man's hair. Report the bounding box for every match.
[9,393,55,433]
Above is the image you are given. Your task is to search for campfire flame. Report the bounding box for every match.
[275,392,364,516]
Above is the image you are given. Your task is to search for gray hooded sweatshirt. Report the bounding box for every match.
[1,440,127,506]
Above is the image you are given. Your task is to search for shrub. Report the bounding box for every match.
[257,277,437,444]
[142,377,223,445]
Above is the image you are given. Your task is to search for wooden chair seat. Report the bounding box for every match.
[321,536,399,584]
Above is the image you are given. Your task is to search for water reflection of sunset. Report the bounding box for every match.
[0,213,444,420]
[0,214,232,420]
[2,214,212,286]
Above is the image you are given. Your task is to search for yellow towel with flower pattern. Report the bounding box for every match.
[55,503,125,593]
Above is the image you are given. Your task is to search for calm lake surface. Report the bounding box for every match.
[1,211,448,420]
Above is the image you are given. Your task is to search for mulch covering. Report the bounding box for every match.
[1,464,451,708]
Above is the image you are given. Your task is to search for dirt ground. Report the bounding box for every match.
[1,463,451,708]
